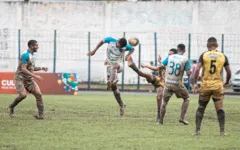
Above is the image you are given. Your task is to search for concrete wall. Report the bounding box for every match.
[0,1,239,83]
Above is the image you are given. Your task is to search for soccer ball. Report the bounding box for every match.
[128,37,139,47]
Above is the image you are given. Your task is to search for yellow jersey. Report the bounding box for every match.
[199,50,229,90]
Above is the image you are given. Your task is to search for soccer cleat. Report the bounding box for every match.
[34,115,44,120]
[220,132,227,136]
[156,117,161,124]
[7,107,14,118]
[158,118,163,125]
[179,119,189,125]
[120,104,126,117]
[192,131,200,136]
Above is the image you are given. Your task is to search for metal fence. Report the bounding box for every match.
[0,28,239,90]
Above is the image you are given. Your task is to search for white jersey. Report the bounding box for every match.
[106,42,125,64]
[163,54,190,88]
[103,37,132,65]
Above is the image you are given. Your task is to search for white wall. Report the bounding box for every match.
[0,1,239,83]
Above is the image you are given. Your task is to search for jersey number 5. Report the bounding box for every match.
[209,60,217,74]
[169,61,181,76]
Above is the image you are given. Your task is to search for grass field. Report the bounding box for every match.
[0,93,240,150]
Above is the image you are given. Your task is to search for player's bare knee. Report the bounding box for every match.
[19,92,27,100]
[157,95,163,100]
[128,63,133,68]
[183,98,190,102]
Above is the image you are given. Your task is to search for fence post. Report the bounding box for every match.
[187,33,191,91]
[18,29,21,62]
[137,44,141,89]
[221,34,224,53]
[53,30,57,73]
[88,32,91,90]
[121,32,126,90]
[154,32,157,75]
[221,34,224,78]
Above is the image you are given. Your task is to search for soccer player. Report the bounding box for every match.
[7,40,48,119]
[160,44,191,125]
[127,48,177,124]
[192,37,231,136]
[190,60,197,90]
[87,36,134,116]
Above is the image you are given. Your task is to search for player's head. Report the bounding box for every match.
[192,60,197,64]
[150,61,154,65]
[207,37,218,50]
[117,38,127,49]
[168,48,177,55]
[28,40,38,52]
[177,44,186,53]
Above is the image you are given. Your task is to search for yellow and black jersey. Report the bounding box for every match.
[199,50,229,90]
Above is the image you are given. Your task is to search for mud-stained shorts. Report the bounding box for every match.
[106,63,123,76]
[199,85,224,102]
[163,84,189,101]
[148,76,164,88]
[15,79,41,95]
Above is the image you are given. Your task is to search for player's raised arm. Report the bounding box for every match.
[124,43,135,60]
[87,40,104,56]
[185,60,192,76]
[141,63,159,71]
[223,55,231,85]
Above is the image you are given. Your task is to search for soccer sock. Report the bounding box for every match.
[113,89,124,106]
[180,98,190,120]
[156,98,162,118]
[9,95,26,109]
[160,101,168,123]
[195,107,205,132]
[129,63,139,73]
[36,94,44,117]
[217,109,225,133]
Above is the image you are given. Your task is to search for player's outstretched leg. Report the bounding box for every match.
[179,98,190,125]
[8,94,27,118]
[111,84,125,117]
[7,80,27,118]
[214,99,226,136]
[127,56,154,82]
[31,81,44,120]
[192,100,209,136]
[156,86,163,124]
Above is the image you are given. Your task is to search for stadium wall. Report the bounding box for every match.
[0,1,239,84]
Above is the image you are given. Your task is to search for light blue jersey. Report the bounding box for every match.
[104,37,132,63]
[162,53,191,88]
[16,50,36,80]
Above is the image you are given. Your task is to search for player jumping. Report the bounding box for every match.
[7,40,48,119]
[192,37,231,136]
[87,37,134,116]
[160,44,191,125]
[126,48,177,124]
